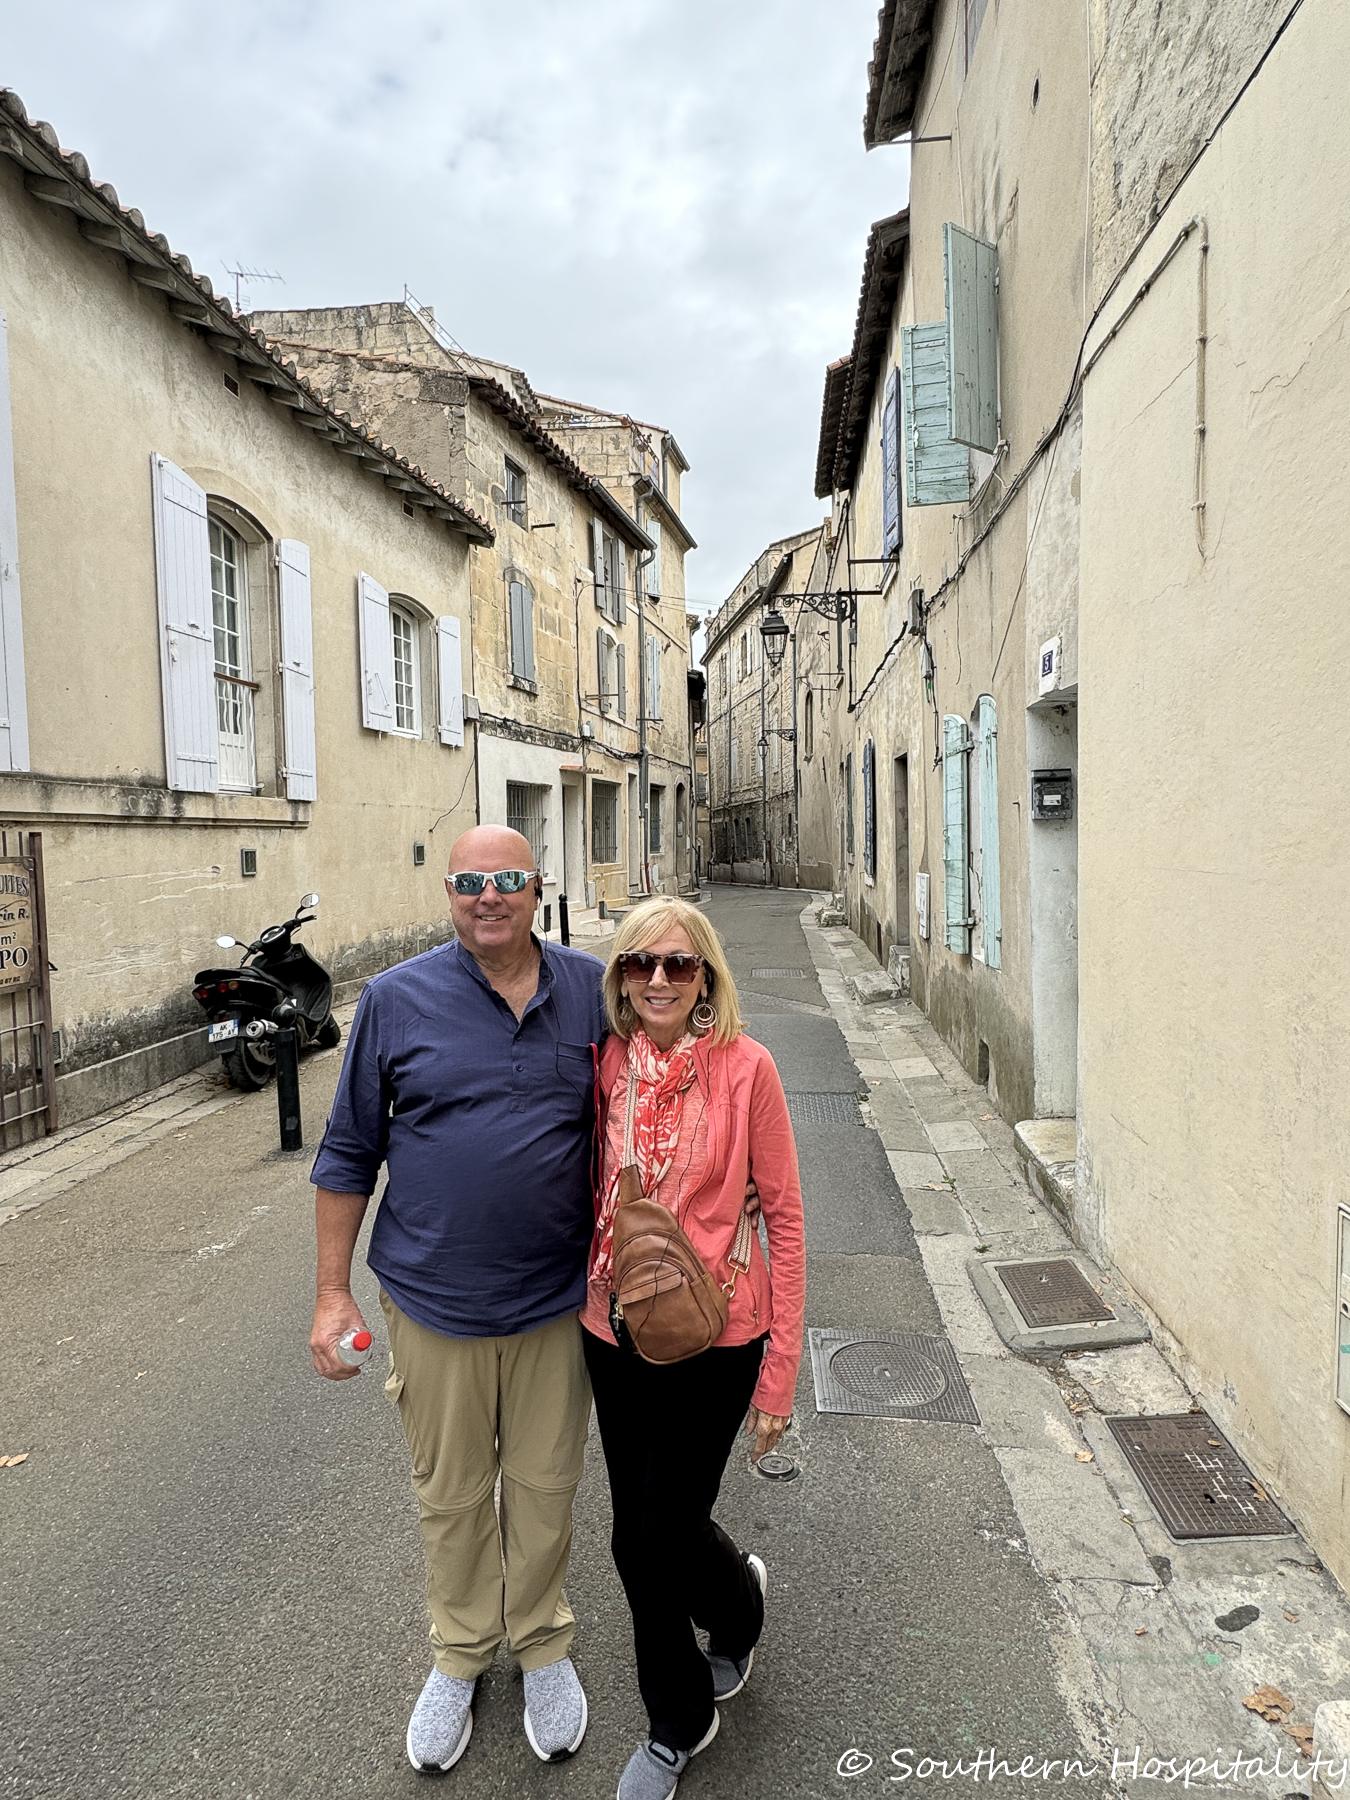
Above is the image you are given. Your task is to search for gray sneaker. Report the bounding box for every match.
[705,1552,767,1700]
[523,1655,588,1761]
[616,1712,719,1800]
[406,1668,475,1771]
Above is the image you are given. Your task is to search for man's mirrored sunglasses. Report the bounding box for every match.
[617,951,705,984]
[449,869,537,895]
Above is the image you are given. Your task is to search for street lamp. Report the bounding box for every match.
[759,607,789,670]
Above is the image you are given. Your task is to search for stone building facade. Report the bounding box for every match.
[251,305,699,915]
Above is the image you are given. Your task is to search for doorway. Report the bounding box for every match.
[893,755,911,946]
[1027,700,1078,1115]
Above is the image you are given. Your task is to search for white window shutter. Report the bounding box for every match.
[0,313,29,772]
[592,518,608,615]
[277,539,316,800]
[646,520,661,599]
[151,454,218,793]
[597,626,610,711]
[357,571,395,731]
[614,545,626,624]
[616,640,627,719]
[437,615,465,746]
[943,713,971,953]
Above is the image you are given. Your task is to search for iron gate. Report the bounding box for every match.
[0,829,56,1149]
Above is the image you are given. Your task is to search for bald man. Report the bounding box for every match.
[310,826,605,1774]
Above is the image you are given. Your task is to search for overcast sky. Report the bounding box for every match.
[3,1,908,613]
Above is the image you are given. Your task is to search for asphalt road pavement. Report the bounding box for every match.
[2,886,1108,1799]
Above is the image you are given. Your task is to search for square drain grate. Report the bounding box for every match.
[751,968,808,979]
[995,1258,1115,1329]
[786,1091,862,1126]
[1106,1413,1291,1540]
[809,1329,981,1424]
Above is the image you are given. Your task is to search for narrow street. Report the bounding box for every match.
[3,887,1343,1799]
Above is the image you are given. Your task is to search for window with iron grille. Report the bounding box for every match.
[391,605,420,735]
[209,518,256,790]
[504,458,527,527]
[591,781,619,864]
[506,781,549,872]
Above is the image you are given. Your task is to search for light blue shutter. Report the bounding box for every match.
[614,546,626,624]
[901,325,972,506]
[436,615,465,747]
[358,572,395,730]
[942,713,970,952]
[617,640,627,718]
[646,520,661,599]
[278,539,316,800]
[977,694,1000,967]
[944,223,999,452]
[0,314,29,772]
[881,369,901,556]
[596,626,610,711]
[509,580,535,682]
[152,455,218,792]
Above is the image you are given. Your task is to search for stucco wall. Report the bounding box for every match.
[0,167,477,1122]
[1076,0,1350,1584]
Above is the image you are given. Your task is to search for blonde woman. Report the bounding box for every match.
[581,896,806,1800]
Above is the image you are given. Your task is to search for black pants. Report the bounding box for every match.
[583,1327,767,1751]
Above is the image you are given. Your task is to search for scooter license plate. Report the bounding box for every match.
[209,1017,240,1045]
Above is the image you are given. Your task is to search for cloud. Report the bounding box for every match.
[3,0,909,607]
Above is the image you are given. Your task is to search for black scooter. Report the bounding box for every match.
[192,891,341,1090]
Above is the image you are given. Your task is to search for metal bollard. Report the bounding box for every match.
[273,1005,303,1151]
[559,893,570,946]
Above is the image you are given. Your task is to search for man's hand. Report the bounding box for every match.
[743,1405,790,1463]
[743,1177,761,1228]
[310,1288,369,1381]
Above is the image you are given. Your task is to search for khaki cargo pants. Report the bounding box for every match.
[381,1292,592,1679]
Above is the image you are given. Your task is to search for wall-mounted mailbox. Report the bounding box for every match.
[1032,768,1074,821]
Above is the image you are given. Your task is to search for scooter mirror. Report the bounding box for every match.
[216,936,238,949]
[300,892,319,909]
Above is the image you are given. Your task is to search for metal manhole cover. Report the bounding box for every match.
[755,1453,800,1481]
[786,1091,862,1127]
[809,1330,981,1424]
[751,968,808,979]
[1106,1414,1291,1540]
[996,1259,1115,1329]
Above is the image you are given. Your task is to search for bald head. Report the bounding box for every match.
[446,824,536,876]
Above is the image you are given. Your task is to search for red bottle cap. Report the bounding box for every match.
[351,1331,373,1352]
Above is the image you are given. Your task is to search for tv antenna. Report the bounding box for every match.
[223,264,284,313]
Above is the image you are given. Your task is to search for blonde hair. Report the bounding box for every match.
[603,896,742,1047]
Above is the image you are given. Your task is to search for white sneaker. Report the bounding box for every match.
[406,1668,475,1771]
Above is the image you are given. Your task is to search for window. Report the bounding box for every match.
[645,521,661,600]
[942,714,971,952]
[738,633,747,680]
[645,635,662,719]
[845,751,855,859]
[695,771,708,805]
[509,579,536,685]
[592,780,619,864]
[209,518,256,790]
[504,458,527,527]
[804,688,814,760]
[390,604,421,735]
[730,733,739,783]
[863,738,877,881]
[719,654,728,698]
[649,784,664,852]
[507,781,549,872]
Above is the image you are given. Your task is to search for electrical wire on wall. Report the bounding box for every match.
[426,726,480,839]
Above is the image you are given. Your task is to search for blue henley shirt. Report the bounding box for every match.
[310,936,606,1339]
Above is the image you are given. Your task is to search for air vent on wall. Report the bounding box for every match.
[240,848,257,877]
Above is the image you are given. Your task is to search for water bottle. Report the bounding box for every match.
[337,1328,373,1368]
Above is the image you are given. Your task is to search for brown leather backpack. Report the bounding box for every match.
[609,1055,752,1365]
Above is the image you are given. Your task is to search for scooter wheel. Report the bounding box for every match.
[316,1015,342,1050]
[225,1037,275,1091]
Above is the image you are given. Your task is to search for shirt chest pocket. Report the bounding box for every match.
[556,1043,595,1110]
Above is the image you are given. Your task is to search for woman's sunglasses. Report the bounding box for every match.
[617,951,705,985]
[448,869,536,895]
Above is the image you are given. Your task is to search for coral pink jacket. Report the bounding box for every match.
[584,1029,806,1418]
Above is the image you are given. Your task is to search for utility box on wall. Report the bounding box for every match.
[1032,769,1074,821]
[1337,1207,1350,1417]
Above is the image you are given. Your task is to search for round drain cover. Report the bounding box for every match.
[755,1453,799,1481]
[829,1340,948,1407]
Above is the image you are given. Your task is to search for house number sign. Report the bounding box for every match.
[0,859,36,990]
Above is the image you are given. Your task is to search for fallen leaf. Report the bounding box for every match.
[55,1336,74,1345]
[134,1371,147,1381]
[924,1183,945,1191]
[1207,1439,1222,1447]
[1284,1610,1299,1623]
[1242,1685,1293,1724]
[1076,1450,1094,1463]
[979,1113,995,1120]
[1,1453,28,1467]
[1249,1478,1272,1504]
[1135,1627,1147,1636]
[1283,1723,1315,1756]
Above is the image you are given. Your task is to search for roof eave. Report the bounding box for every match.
[863,0,940,148]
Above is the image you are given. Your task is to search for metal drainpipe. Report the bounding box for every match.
[760,622,769,887]
[635,491,651,895]
[790,616,800,888]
